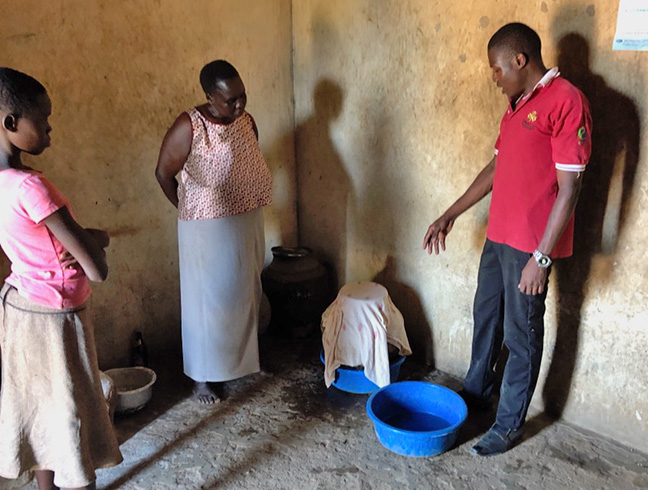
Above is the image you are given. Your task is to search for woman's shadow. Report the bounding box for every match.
[295,79,350,290]
[531,32,642,433]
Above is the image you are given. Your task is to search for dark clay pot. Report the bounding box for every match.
[261,246,331,339]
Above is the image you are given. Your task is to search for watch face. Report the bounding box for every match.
[533,249,552,268]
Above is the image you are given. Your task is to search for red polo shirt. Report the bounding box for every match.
[488,69,592,258]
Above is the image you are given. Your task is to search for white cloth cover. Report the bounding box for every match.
[321,281,412,388]
[178,208,264,382]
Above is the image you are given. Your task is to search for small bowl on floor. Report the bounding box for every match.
[104,367,157,415]
[99,371,118,421]
[366,381,467,457]
[320,350,406,394]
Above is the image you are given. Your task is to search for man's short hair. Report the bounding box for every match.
[488,23,542,62]
[0,67,47,117]
[199,60,240,95]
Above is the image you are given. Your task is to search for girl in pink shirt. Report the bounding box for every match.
[0,68,122,490]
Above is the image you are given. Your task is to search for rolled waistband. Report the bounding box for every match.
[1,283,86,315]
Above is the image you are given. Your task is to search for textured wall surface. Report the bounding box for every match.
[0,0,646,455]
[0,0,297,368]
[293,1,648,451]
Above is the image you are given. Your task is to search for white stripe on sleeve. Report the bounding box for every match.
[555,162,587,172]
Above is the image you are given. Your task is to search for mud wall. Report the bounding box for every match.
[0,0,297,367]
[293,0,648,452]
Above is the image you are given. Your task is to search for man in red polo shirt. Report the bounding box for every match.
[423,23,592,456]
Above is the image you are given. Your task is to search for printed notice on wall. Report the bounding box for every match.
[613,0,648,50]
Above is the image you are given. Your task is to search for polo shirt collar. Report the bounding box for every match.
[513,67,560,107]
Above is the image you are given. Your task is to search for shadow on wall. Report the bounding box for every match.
[351,107,398,265]
[373,255,435,367]
[541,33,642,422]
[295,79,350,290]
[262,124,299,250]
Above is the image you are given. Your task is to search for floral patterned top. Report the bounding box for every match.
[178,109,272,221]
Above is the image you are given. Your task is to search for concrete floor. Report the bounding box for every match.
[8,338,648,490]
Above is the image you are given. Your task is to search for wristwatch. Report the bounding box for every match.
[533,249,552,268]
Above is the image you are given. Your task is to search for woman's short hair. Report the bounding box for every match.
[199,60,240,95]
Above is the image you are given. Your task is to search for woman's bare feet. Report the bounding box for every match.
[259,363,274,377]
[192,381,223,404]
[35,470,96,490]
[35,470,59,490]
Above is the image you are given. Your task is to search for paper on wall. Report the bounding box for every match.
[613,0,648,51]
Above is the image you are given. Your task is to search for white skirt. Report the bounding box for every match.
[178,208,264,382]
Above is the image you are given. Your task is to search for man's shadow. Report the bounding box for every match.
[537,33,641,429]
[295,79,350,291]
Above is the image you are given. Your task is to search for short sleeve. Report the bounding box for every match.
[18,174,67,224]
[551,89,592,172]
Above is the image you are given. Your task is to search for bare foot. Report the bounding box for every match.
[35,470,59,490]
[193,381,223,404]
[259,363,274,377]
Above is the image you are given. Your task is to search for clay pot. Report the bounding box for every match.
[258,292,271,335]
[261,246,331,339]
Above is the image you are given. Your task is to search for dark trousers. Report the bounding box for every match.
[463,239,550,433]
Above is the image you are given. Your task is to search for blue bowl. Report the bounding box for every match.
[366,381,468,457]
[320,350,406,394]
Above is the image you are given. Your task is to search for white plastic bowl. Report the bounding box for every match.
[104,367,157,415]
[99,371,117,421]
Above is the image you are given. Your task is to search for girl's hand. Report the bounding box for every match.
[60,251,79,269]
[44,207,109,282]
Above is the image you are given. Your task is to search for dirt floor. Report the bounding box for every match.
[5,337,648,490]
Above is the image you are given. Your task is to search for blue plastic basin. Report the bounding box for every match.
[320,350,405,394]
[366,381,468,457]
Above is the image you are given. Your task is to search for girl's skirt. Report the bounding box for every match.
[178,207,264,382]
[0,284,122,488]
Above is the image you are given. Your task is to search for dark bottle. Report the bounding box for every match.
[131,331,149,367]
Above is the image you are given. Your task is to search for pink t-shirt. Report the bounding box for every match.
[0,169,91,309]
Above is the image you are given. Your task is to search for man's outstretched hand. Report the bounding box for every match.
[423,215,455,255]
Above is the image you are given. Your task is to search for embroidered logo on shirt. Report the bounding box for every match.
[578,126,588,146]
[521,111,538,131]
